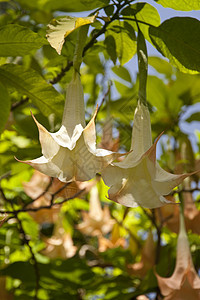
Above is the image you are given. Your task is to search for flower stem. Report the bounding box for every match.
[178,190,187,235]
[136,23,148,105]
[73,25,89,73]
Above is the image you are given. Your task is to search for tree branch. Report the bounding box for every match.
[0,188,85,214]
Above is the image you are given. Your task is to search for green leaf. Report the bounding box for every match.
[185,112,200,123]
[149,17,200,74]
[104,5,114,16]
[112,65,132,82]
[147,76,167,110]
[44,0,109,11]
[16,0,108,12]
[122,3,160,43]
[156,0,200,11]
[0,83,10,134]
[105,21,136,65]
[148,56,173,78]
[0,24,47,57]
[104,35,117,64]
[46,15,96,55]
[147,76,183,126]
[0,64,64,118]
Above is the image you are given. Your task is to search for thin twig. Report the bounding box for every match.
[118,17,156,28]
[11,97,29,111]
[171,187,200,195]
[0,188,85,214]
[49,61,73,85]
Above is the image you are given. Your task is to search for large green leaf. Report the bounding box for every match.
[0,64,64,118]
[105,21,136,65]
[156,0,200,11]
[122,3,160,43]
[16,0,108,12]
[0,83,10,134]
[149,17,200,74]
[0,24,47,57]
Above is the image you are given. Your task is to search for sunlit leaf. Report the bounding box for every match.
[105,21,137,65]
[156,0,200,11]
[149,17,200,74]
[0,24,47,57]
[122,3,160,42]
[0,64,64,118]
[112,65,132,83]
[46,15,96,54]
[148,56,173,78]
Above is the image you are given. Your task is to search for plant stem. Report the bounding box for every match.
[136,22,148,105]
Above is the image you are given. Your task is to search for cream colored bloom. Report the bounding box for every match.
[77,185,115,236]
[18,71,121,182]
[102,102,191,208]
[155,209,200,300]
[42,227,77,259]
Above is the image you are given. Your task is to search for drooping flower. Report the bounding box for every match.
[98,223,126,252]
[156,191,200,235]
[98,116,119,152]
[155,207,200,300]
[102,101,193,209]
[17,71,122,182]
[127,230,155,278]
[23,170,100,224]
[41,227,77,259]
[77,185,115,236]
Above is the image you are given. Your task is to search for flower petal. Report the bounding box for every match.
[31,113,60,158]
[51,124,84,150]
[130,101,152,152]
[61,71,86,137]
[109,176,169,208]
[153,163,197,196]
[83,106,126,168]
[16,156,61,178]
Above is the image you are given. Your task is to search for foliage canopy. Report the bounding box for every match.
[0,0,200,299]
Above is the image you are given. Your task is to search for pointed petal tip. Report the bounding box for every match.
[143,131,164,164]
[14,156,23,163]
[84,105,98,131]
[30,111,49,135]
[15,156,32,166]
[30,110,36,123]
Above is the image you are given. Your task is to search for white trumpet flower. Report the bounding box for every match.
[18,71,122,182]
[102,101,192,209]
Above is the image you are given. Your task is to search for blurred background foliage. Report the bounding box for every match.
[0,0,200,299]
